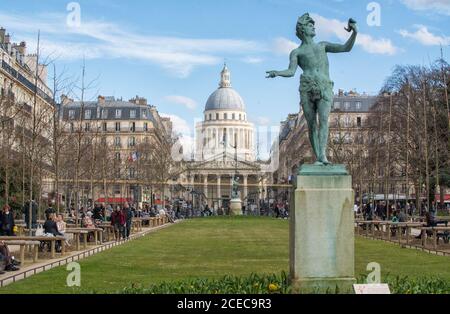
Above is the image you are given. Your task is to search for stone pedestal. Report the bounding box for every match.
[230,199,243,216]
[290,164,355,294]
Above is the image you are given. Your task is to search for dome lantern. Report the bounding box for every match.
[219,63,231,88]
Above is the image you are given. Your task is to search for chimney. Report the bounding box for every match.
[98,95,105,104]
[338,89,344,97]
[17,41,26,55]
[4,33,10,44]
[60,94,74,106]
[0,28,5,43]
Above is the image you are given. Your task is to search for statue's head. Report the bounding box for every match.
[296,13,316,41]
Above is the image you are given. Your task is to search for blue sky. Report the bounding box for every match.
[0,0,449,158]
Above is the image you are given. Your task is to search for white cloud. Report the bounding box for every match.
[164,96,198,110]
[241,56,264,64]
[310,14,399,55]
[398,25,450,46]
[160,113,194,159]
[272,37,298,56]
[160,113,192,136]
[0,11,265,78]
[401,0,450,15]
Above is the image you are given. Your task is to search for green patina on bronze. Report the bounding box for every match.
[267,13,358,166]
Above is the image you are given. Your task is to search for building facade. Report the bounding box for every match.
[0,27,55,205]
[60,95,173,206]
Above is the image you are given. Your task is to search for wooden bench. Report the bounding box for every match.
[65,228,103,246]
[3,240,40,263]
[65,229,89,251]
[97,224,114,242]
[0,236,65,259]
[131,219,142,233]
[419,227,450,250]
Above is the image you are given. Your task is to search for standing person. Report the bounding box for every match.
[121,203,133,239]
[111,206,125,241]
[92,203,103,221]
[45,203,56,220]
[0,205,15,236]
[105,204,113,222]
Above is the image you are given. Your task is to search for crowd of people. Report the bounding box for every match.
[355,200,446,221]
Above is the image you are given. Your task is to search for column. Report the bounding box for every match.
[190,175,196,208]
[203,174,208,206]
[230,176,234,198]
[243,175,248,201]
[263,177,268,199]
[217,175,222,208]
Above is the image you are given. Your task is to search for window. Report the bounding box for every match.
[115,152,121,161]
[205,114,207,121]
[129,168,136,179]
[216,113,219,120]
[357,117,362,127]
[355,102,362,110]
[130,122,136,132]
[115,137,121,147]
[101,137,107,145]
[129,137,136,147]
[344,102,350,110]
[102,122,107,132]
[115,122,121,132]
[232,113,235,120]
[334,102,340,109]
[344,116,351,127]
[113,185,121,194]
[85,123,91,132]
[70,123,74,132]
[130,110,136,119]
[84,109,91,120]
[69,110,75,120]
[224,113,228,120]
[144,122,148,132]
[239,114,241,120]
[115,109,122,118]
[208,114,211,120]
[101,109,108,119]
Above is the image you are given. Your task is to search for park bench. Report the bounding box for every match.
[132,219,142,233]
[66,228,103,246]
[3,240,40,263]
[419,227,450,250]
[0,236,65,259]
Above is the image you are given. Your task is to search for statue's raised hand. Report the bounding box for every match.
[266,71,278,78]
[345,18,357,33]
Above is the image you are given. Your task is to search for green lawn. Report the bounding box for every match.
[2,216,450,294]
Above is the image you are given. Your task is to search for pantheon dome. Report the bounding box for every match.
[196,64,255,162]
[205,65,246,111]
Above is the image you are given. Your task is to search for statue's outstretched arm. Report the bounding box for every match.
[266,49,298,78]
[324,18,358,53]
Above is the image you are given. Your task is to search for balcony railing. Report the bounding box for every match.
[2,60,54,105]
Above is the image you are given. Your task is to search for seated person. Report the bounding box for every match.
[0,241,20,273]
[42,214,63,252]
[82,212,96,229]
[56,214,71,246]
